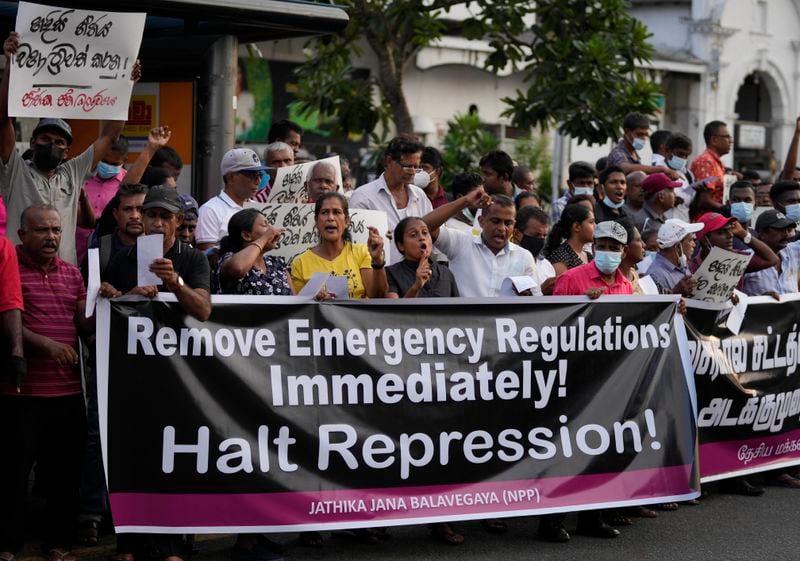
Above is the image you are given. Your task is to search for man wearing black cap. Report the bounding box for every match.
[100,186,211,322]
[743,210,800,297]
[0,32,141,265]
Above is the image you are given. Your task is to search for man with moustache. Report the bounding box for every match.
[196,148,270,251]
[83,184,148,279]
[0,205,90,561]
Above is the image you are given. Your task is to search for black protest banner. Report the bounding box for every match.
[97,296,698,533]
[685,298,800,481]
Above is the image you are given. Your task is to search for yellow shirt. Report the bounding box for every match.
[291,242,372,299]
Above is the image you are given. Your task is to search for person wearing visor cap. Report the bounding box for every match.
[196,148,269,252]
[554,220,632,300]
[0,32,142,265]
[100,186,211,322]
[689,212,778,276]
[646,219,702,296]
[743,209,800,298]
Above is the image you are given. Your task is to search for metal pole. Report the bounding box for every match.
[197,35,238,204]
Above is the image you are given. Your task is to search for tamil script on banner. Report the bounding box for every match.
[691,247,751,303]
[244,202,390,266]
[10,2,145,119]
[685,297,800,481]
[268,156,343,203]
[96,295,699,533]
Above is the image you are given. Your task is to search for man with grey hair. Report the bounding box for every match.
[307,160,338,202]
[252,141,294,203]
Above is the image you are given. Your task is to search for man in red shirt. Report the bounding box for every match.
[0,204,90,561]
[0,235,24,389]
[554,220,633,298]
[690,120,733,213]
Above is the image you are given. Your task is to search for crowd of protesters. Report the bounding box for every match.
[5,24,800,561]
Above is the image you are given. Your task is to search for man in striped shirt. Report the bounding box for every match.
[0,204,90,561]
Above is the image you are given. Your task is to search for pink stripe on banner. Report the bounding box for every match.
[700,427,800,478]
[110,464,693,528]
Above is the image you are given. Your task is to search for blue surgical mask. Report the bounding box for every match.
[573,186,594,196]
[97,161,121,179]
[730,201,754,223]
[645,250,657,260]
[632,137,647,152]
[785,203,800,224]
[594,250,622,274]
[667,155,686,171]
[602,196,626,209]
[257,170,270,192]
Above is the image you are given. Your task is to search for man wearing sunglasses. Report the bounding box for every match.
[196,148,269,252]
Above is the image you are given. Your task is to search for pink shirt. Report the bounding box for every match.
[553,261,633,296]
[75,169,126,264]
[0,194,7,236]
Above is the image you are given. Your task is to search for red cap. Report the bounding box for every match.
[696,212,736,240]
[641,172,682,194]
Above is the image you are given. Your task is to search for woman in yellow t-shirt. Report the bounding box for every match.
[291,192,387,299]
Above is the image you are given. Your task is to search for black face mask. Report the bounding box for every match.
[32,143,65,171]
[520,235,545,258]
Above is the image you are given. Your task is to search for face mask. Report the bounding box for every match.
[632,137,647,152]
[257,171,270,192]
[730,201,754,223]
[594,250,622,274]
[667,155,686,171]
[573,186,594,197]
[520,235,545,258]
[785,203,800,224]
[97,161,122,179]
[33,143,65,171]
[645,250,657,260]
[413,170,430,189]
[602,196,625,209]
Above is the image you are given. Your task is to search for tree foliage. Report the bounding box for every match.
[295,0,658,145]
[439,113,500,187]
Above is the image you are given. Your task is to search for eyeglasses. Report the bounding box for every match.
[395,161,422,174]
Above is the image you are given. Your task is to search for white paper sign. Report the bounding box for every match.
[499,276,538,296]
[725,289,749,335]
[244,202,390,267]
[267,156,343,203]
[10,2,146,119]
[136,233,163,287]
[690,247,751,304]
[85,247,100,317]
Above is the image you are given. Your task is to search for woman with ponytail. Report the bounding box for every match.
[544,202,595,277]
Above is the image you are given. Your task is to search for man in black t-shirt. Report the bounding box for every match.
[100,186,211,321]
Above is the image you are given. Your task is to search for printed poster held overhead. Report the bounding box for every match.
[9,1,145,120]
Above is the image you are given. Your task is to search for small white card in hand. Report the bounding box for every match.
[500,276,538,296]
[137,234,164,287]
[638,275,659,296]
[298,272,330,297]
[726,289,749,335]
[325,276,350,300]
[85,248,101,318]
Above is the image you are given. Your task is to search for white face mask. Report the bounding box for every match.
[413,170,430,189]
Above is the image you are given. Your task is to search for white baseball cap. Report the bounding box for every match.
[594,220,628,244]
[220,148,269,176]
[657,218,703,249]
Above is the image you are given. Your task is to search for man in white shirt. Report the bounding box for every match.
[350,134,432,263]
[196,148,268,251]
[423,190,540,297]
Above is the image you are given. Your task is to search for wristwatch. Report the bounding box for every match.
[171,273,185,291]
[742,232,752,245]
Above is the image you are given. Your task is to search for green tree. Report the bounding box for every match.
[439,112,500,187]
[295,0,658,145]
